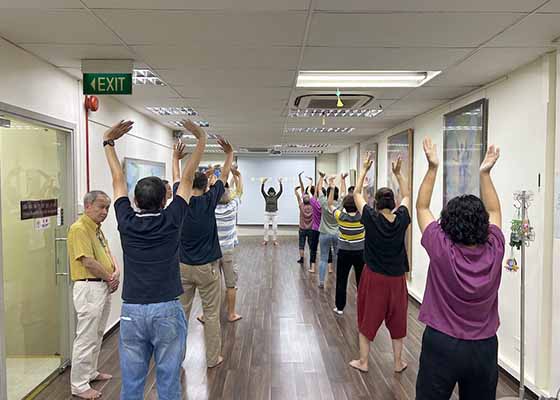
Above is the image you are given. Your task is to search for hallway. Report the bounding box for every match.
[36,237,521,400]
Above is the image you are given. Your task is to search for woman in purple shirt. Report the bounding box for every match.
[415,138,504,400]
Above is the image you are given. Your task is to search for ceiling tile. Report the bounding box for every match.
[0,9,119,44]
[487,14,560,46]
[84,0,308,10]
[308,13,521,47]
[404,85,478,100]
[131,45,301,69]
[0,0,81,8]
[428,47,551,86]
[174,86,291,100]
[95,10,307,46]
[315,0,545,12]
[20,44,135,68]
[301,46,471,70]
[385,98,449,114]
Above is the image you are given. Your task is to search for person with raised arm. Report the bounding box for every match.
[349,152,410,374]
[415,138,504,400]
[105,119,205,399]
[261,177,283,245]
[295,172,314,265]
[174,127,234,369]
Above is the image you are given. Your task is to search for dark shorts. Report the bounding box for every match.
[357,267,408,340]
[416,327,498,400]
[298,228,313,250]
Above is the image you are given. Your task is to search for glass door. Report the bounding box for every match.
[0,113,72,399]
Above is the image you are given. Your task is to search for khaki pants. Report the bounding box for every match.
[71,281,111,395]
[220,248,238,289]
[180,261,222,367]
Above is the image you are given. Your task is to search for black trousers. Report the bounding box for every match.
[298,229,313,250]
[335,249,364,310]
[309,230,331,264]
[416,327,498,400]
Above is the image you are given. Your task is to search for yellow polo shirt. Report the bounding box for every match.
[68,214,115,281]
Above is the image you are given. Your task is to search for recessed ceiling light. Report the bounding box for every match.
[289,108,383,118]
[183,143,222,148]
[146,107,198,116]
[169,120,210,128]
[133,69,166,86]
[296,71,441,88]
[181,132,219,140]
[285,127,355,134]
[285,143,329,148]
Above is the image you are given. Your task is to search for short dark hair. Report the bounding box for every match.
[135,177,166,211]
[162,179,169,185]
[308,185,315,196]
[342,194,357,213]
[268,187,276,195]
[440,195,489,245]
[348,186,355,194]
[375,187,396,210]
[326,186,339,201]
[193,171,209,191]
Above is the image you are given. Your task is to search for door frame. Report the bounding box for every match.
[0,102,77,400]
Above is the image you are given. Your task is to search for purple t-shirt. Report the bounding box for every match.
[309,197,322,231]
[299,201,313,230]
[419,221,505,340]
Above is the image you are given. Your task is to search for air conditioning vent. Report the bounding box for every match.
[239,147,271,154]
[294,93,373,110]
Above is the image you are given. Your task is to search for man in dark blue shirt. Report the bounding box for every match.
[103,119,206,400]
[173,134,234,368]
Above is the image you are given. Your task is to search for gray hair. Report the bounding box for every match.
[83,190,110,206]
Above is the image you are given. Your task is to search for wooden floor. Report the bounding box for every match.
[36,237,524,400]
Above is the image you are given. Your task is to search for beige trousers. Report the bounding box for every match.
[70,281,111,395]
[180,261,222,367]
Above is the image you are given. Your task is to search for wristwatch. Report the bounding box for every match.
[103,139,115,147]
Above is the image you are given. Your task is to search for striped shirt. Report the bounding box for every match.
[334,210,365,251]
[215,197,240,250]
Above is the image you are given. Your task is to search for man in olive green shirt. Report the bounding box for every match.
[68,190,119,399]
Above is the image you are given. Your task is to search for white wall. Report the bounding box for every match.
[317,154,337,178]
[352,54,556,396]
[0,37,176,334]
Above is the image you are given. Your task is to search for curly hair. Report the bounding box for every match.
[440,195,489,245]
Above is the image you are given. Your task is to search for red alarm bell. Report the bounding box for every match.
[85,95,99,112]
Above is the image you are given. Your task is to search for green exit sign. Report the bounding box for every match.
[83,73,132,95]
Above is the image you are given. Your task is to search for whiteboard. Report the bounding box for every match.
[236,157,316,225]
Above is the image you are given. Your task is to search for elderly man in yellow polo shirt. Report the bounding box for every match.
[68,190,119,400]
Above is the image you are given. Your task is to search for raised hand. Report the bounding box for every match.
[423,137,439,168]
[363,151,374,171]
[392,157,403,176]
[480,145,500,173]
[298,171,304,177]
[104,120,133,141]
[181,119,207,141]
[231,164,240,176]
[217,137,233,154]
[173,140,187,160]
[318,170,326,178]
[341,172,349,180]
[278,177,283,183]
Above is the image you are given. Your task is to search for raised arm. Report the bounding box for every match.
[172,140,187,184]
[391,157,410,210]
[416,138,438,233]
[479,145,502,228]
[232,166,243,197]
[276,178,283,198]
[176,120,207,202]
[298,172,306,196]
[340,172,348,196]
[317,170,326,197]
[354,152,373,215]
[261,178,268,198]
[294,185,302,204]
[103,120,134,200]
[217,138,234,184]
[327,176,337,213]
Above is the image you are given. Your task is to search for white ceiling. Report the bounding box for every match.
[0,0,559,153]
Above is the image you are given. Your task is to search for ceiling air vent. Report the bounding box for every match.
[239,147,271,154]
[294,94,373,110]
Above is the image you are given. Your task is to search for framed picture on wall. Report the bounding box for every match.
[359,142,378,208]
[123,158,166,200]
[443,99,488,206]
[387,128,414,277]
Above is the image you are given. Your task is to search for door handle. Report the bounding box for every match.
[54,237,68,284]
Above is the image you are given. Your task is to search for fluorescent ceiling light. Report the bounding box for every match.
[289,108,383,118]
[146,107,198,116]
[133,69,166,86]
[285,143,329,148]
[285,127,355,134]
[296,71,441,88]
[170,120,209,128]
[184,143,222,148]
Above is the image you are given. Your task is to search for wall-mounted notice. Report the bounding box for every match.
[35,217,50,231]
[20,199,58,220]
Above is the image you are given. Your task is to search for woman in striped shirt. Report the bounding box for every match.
[327,177,365,315]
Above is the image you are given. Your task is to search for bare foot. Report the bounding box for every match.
[273,241,279,246]
[228,314,242,322]
[349,359,368,372]
[74,388,102,399]
[262,241,268,246]
[395,362,408,373]
[208,356,224,368]
[308,268,316,273]
[91,372,112,381]
[328,263,333,273]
